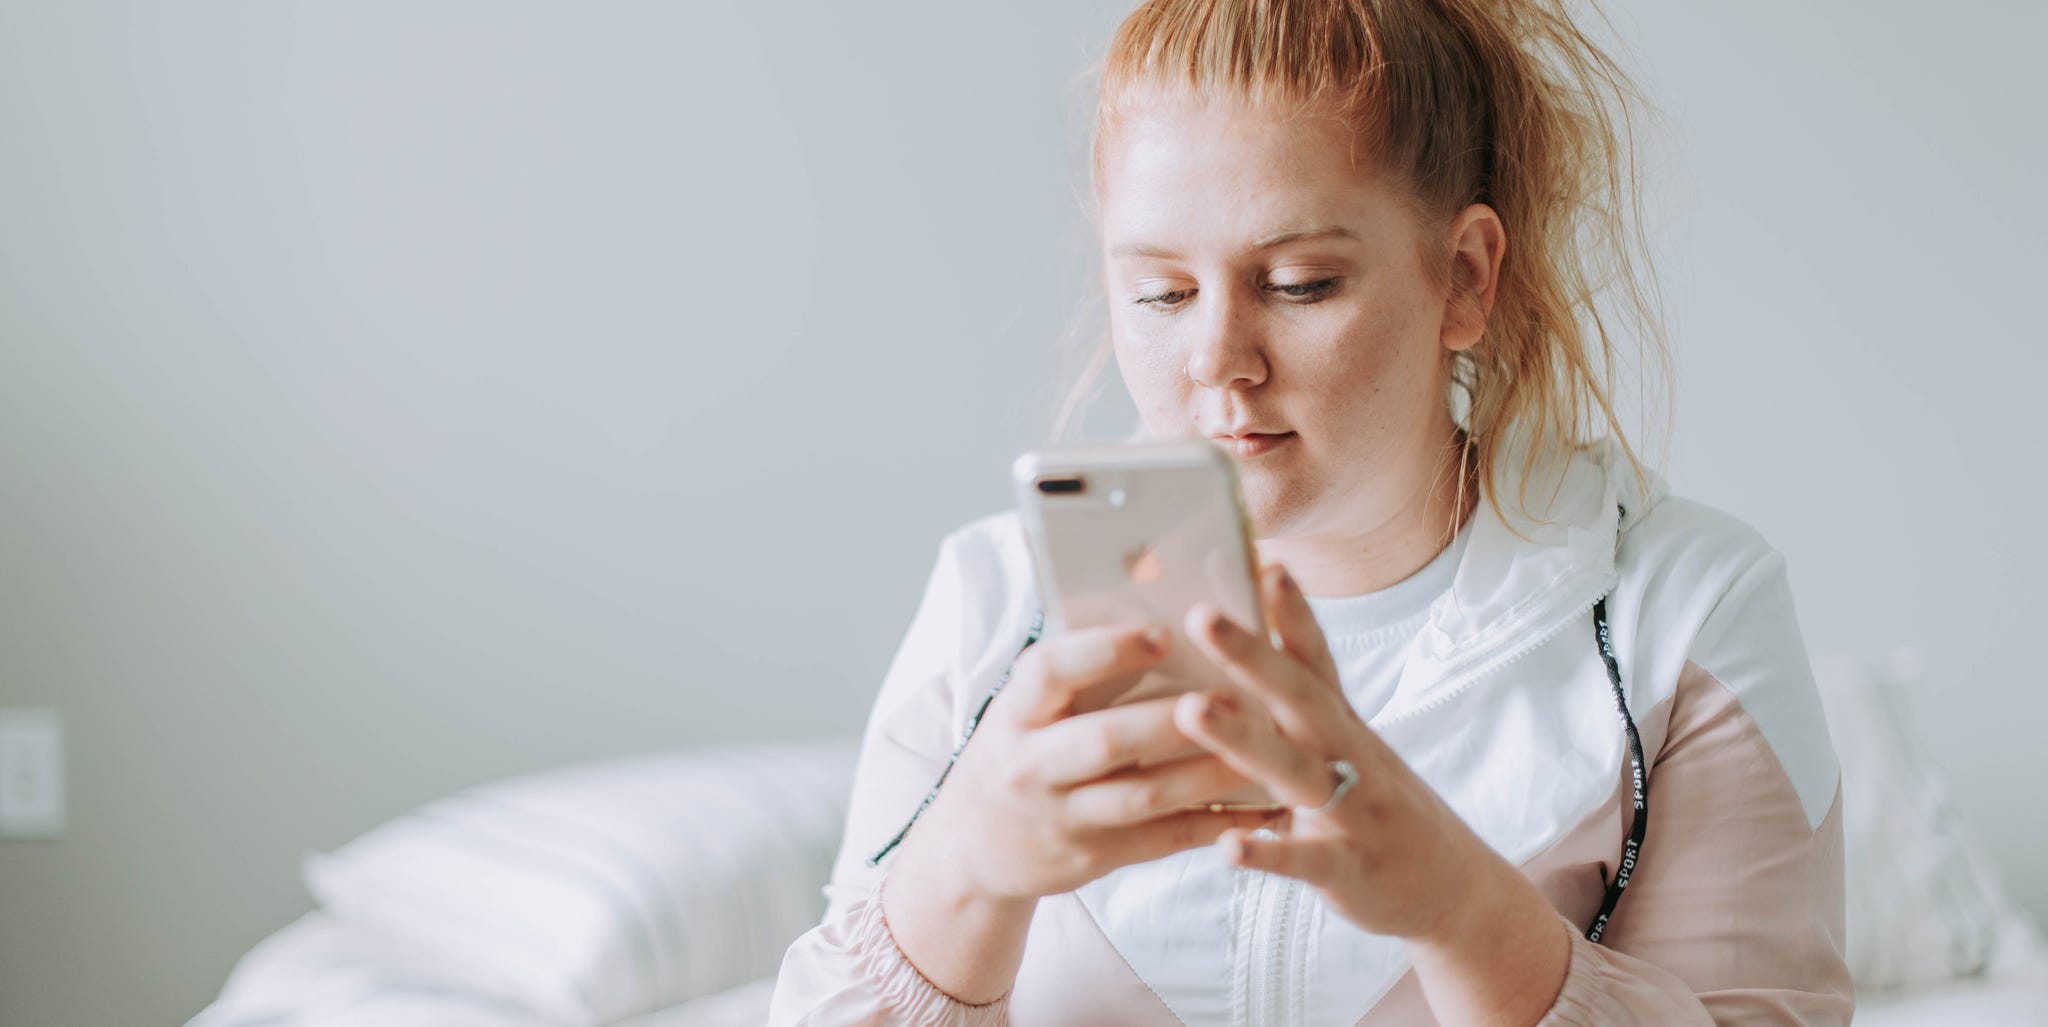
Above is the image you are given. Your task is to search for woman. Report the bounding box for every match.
[771,0,1852,1023]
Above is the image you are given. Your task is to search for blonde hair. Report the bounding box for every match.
[1050,0,1674,531]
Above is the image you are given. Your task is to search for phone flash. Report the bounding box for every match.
[1108,487,1128,507]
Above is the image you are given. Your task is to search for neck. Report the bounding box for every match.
[1255,432,1479,599]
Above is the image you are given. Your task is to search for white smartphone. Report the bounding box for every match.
[1011,438,1268,717]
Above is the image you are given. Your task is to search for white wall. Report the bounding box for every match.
[0,2,2039,1024]
[1627,0,2048,919]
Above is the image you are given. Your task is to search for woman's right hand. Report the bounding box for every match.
[893,621,1286,903]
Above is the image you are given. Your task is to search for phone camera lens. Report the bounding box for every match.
[1037,477,1085,494]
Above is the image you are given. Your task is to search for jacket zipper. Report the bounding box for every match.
[1241,868,1301,1026]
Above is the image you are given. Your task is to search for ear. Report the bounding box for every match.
[1438,203,1507,354]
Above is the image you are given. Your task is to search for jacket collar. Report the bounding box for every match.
[1374,430,1666,721]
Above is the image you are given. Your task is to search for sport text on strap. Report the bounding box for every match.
[1586,590,1647,944]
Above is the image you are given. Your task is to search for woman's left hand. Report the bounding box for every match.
[1173,562,1511,945]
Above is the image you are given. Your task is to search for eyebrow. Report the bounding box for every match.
[1109,224,1358,259]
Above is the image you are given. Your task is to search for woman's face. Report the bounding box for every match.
[1096,99,1496,541]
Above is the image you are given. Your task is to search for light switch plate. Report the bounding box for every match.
[0,708,65,839]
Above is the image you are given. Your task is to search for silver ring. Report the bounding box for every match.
[1301,759,1358,815]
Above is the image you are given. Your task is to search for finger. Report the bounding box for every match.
[1174,687,1336,809]
[1261,563,1340,688]
[1217,826,1346,889]
[1181,602,1324,740]
[1028,694,1208,786]
[1013,623,1169,728]
[1062,752,1255,829]
[1109,807,1287,866]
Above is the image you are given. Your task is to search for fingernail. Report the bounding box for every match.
[1200,690,1236,722]
[1142,625,1168,653]
[1222,832,1251,862]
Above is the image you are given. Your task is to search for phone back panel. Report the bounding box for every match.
[1012,439,1266,713]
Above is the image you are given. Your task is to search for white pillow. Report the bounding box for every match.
[303,738,861,1026]
[1810,648,2048,994]
[614,976,777,1027]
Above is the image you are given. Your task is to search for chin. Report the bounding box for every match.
[1238,481,1294,541]
[1240,460,1330,539]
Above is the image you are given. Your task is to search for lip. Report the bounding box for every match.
[1210,432,1295,458]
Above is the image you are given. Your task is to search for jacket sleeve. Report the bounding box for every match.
[766,525,1017,1027]
[1539,546,1855,1026]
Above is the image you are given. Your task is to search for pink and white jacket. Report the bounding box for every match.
[769,435,1854,1026]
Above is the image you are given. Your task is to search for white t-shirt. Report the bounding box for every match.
[1299,514,1471,722]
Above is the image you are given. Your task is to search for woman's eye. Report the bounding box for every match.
[1131,278,1340,312]
[1269,278,1340,300]
[1134,288,1192,309]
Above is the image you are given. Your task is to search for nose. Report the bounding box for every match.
[1183,283,1270,390]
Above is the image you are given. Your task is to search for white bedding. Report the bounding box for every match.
[193,906,2048,1027]
[294,740,860,1024]
[191,910,560,1027]
[614,978,774,1027]
[190,909,777,1027]
[189,738,861,1027]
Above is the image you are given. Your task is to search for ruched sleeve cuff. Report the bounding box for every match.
[1539,918,1630,1026]
[844,877,1012,1027]
[1536,912,1713,1026]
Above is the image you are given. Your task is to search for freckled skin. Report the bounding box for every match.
[1096,99,1504,598]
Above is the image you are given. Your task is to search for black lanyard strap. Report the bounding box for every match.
[1583,499,1647,943]
[868,608,1045,866]
[1585,591,1648,943]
